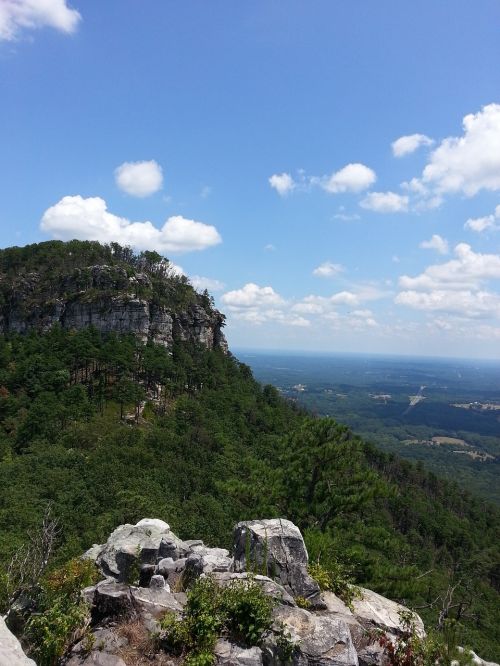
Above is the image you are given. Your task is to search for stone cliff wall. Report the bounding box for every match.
[0,265,228,352]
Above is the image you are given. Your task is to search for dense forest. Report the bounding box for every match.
[0,242,499,661]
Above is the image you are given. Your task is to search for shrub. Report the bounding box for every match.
[308,560,360,610]
[160,576,274,662]
[26,558,99,666]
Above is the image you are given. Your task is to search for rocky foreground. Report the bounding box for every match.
[1,518,497,666]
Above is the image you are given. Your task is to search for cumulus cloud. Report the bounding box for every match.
[392,133,434,157]
[40,195,222,254]
[221,283,284,309]
[465,205,500,233]
[312,261,344,278]
[398,243,500,291]
[396,289,500,318]
[268,172,295,196]
[320,163,376,194]
[115,160,163,197]
[419,104,500,196]
[419,234,449,255]
[360,191,409,213]
[396,243,500,320]
[221,283,310,327]
[0,0,81,40]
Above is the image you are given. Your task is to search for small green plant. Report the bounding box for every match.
[125,545,142,585]
[27,597,89,666]
[308,560,360,610]
[377,613,474,666]
[185,649,216,666]
[160,575,274,663]
[25,558,99,666]
[295,595,311,609]
[274,622,297,663]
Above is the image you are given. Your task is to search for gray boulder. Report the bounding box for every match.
[129,586,183,619]
[212,572,296,606]
[351,588,425,638]
[268,605,358,666]
[185,547,233,579]
[64,653,127,666]
[92,518,173,581]
[233,519,320,602]
[91,582,136,623]
[215,638,263,666]
[0,617,36,666]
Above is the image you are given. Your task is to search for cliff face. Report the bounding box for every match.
[0,264,228,352]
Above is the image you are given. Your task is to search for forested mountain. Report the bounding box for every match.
[0,241,498,662]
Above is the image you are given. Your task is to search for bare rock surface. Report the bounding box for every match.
[232,518,321,602]
[352,587,425,638]
[270,605,359,666]
[215,639,263,666]
[0,617,36,666]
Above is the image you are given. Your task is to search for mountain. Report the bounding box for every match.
[0,241,498,663]
[0,240,227,352]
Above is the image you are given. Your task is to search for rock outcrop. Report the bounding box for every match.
[64,518,429,666]
[0,264,228,352]
[0,617,36,666]
[233,519,321,604]
[6,516,491,666]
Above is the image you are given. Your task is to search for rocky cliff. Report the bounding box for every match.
[0,250,228,352]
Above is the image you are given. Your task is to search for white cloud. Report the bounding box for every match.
[269,172,295,196]
[312,261,344,278]
[396,289,500,318]
[40,195,222,254]
[398,243,500,291]
[221,283,284,309]
[264,244,276,251]
[321,163,376,194]
[221,283,310,327]
[0,0,81,40]
[419,234,449,255]
[420,104,500,196]
[190,276,225,292]
[465,205,500,233]
[115,160,163,197]
[392,133,434,157]
[200,185,212,199]
[360,191,409,213]
[396,243,500,321]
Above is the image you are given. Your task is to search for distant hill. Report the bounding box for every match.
[0,241,498,660]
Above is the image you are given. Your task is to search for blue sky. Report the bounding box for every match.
[1,1,500,358]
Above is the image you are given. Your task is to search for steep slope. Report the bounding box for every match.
[0,241,498,661]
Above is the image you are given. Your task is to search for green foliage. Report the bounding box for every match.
[26,558,97,666]
[161,576,274,661]
[308,561,359,610]
[377,613,475,666]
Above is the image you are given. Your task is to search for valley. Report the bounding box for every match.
[237,350,500,504]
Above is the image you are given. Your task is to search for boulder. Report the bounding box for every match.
[91,582,135,623]
[130,586,184,618]
[233,519,320,602]
[92,518,174,581]
[352,588,425,638]
[268,605,358,666]
[215,638,263,665]
[0,617,36,666]
[185,547,233,578]
[64,652,127,666]
[63,627,128,666]
[149,574,169,590]
[212,572,296,606]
